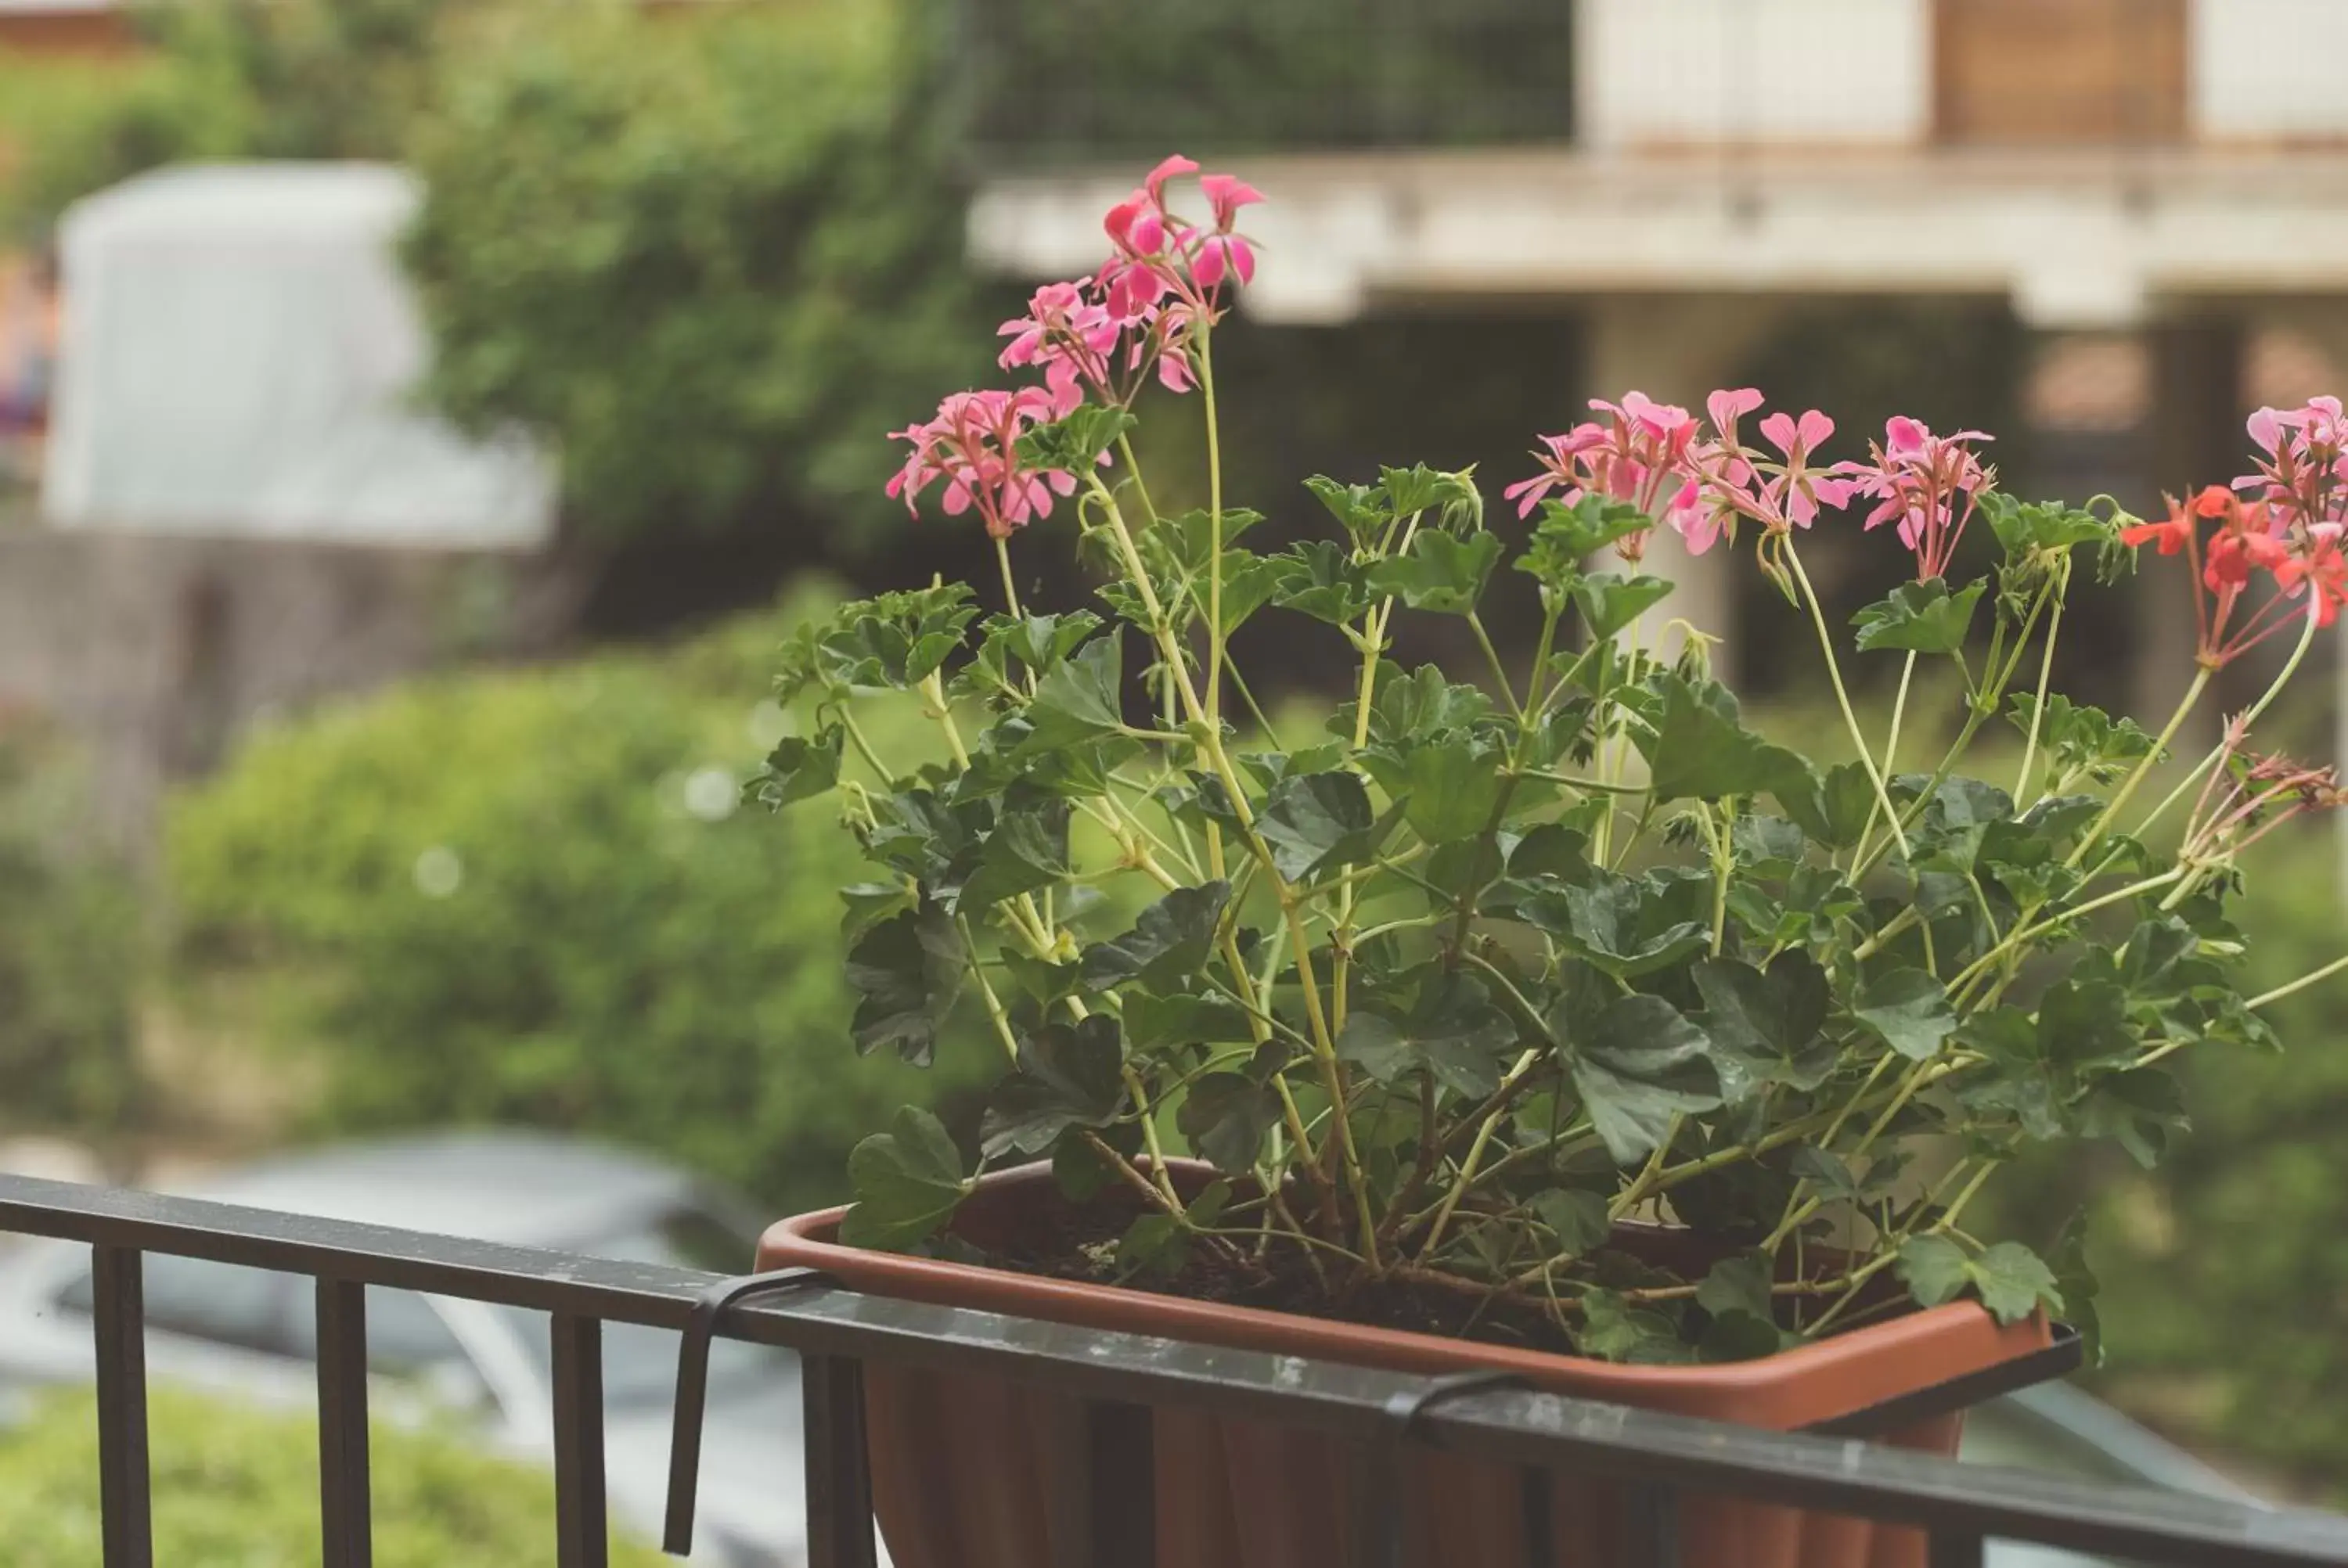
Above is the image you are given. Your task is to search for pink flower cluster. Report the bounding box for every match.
[1834,416,1993,582]
[884,387,1076,541]
[888,155,1262,535]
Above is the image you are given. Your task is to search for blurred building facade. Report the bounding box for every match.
[964,0,2348,698]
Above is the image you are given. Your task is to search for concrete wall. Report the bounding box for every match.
[0,530,575,853]
[1576,0,1930,150]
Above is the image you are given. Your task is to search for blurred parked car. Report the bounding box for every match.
[0,1133,2264,1568]
[0,1132,804,1568]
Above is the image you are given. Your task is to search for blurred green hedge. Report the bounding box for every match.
[0,1385,664,1566]
[0,720,142,1137]
[164,588,991,1211]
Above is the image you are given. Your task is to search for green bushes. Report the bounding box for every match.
[0,721,142,1136]
[400,0,980,541]
[166,590,991,1211]
[0,1386,664,1566]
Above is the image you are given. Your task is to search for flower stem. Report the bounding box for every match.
[2249,949,2348,1010]
[2064,665,2212,871]
[1853,650,1917,868]
[1199,323,1225,729]
[2014,584,2065,800]
[1787,543,1909,857]
[994,536,1022,619]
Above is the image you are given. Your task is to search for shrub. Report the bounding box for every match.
[0,1385,664,1566]
[165,588,992,1211]
[0,717,142,1137]
[401,0,982,541]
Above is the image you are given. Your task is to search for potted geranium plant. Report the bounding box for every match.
[746,156,2348,1568]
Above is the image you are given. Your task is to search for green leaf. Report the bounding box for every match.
[1403,739,1507,843]
[1895,1233,1972,1307]
[1695,1252,1776,1322]
[1020,631,1125,751]
[1015,405,1137,471]
[1776,762,1878,850]
[844,904,965,1066]
[1789,1145,1863,1205]
[749,724,842,809]
[1518,866,1711,980]
[2051,1211,2102,1366]
[1531,1189,1610,1256]
[1896,1234,2064,1325]
[1337,972,1517,1099]
[812,584,978,691]
[1125,991,1255,1051]
[1269,541,1374,625]
[839,880,917,943]
[1303,474,1389,541]
[1364,530,1504,615]
[1982,493,2116,559]
[1854,968,1958,1061]
[979,1014,1127,1159]
[1851,577,1986,655]
[1258,771,1391,883]
[956,790,1073,914]
[1516,494,1653,591]
[1177,1072,1278,1173]
[1081,882,1231,991]
[1339,664,1494,753]
[1693,955,1837,1090]
[1640,674,1810,803]
[1969,1241,2065,1325]
[1570,994,1723,1164]
[838,1107,967,1251]
[1572,574,1673,640]
[1576,1286,1694,1365]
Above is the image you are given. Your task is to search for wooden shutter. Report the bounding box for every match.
[1935,0,2188,145]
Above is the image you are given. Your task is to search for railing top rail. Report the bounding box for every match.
[4,1171,2344,1568]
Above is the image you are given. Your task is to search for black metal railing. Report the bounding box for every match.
[5,1171,2348,1568]
[951,0,1576,163]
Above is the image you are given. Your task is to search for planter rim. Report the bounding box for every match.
[758,1160,2055,1432]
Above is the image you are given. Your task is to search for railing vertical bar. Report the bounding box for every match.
[314,1278,372,1568]
[1622,1479,1680,1568]
[1928,1530,1988,1568]
[91,1246,152,1568]
[802,1354,877,1568]
[1519,1469,1554,1568]
[551,1313,608,1568]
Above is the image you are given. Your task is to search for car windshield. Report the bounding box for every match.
[499,1204,795,1411]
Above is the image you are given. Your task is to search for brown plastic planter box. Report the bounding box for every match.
[759,1161,2061,1568]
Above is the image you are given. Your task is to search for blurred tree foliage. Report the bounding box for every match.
[164,588,993,1211]
[0,718,142,1137]
[0,1386,666,1565]
[2028,831,2348,1496]
[401,0,982,541]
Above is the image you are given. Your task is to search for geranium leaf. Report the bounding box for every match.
[1851,577,1986,656]
[1082,882,1231,991]
[1403,738,1507,843]
[980,1014,1126,1159]
[956,789,1073,914]
[1177,1071,1278,1173]
[1337,971,1516,1099]
[844,904,965,1066]
[839,1106,967,1251]
[1258,771,1393,883]
[1854,968,1958,1060]
[1364,530,1504,615]
[1896,1233,1972,1307]
[1020,631,1125,750]
[1531,1189,1610,1256]
[1641,673,1811,803]
[748,723,843,810]
[1571,994,1723,1164]
[1694,954,1836,1090]
[1572,573,1673,640]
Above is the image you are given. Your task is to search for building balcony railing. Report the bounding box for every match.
[4,1169,2347,1568]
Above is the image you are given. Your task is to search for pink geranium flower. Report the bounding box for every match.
[1833,419,1993,581]
[886,387,1080,540]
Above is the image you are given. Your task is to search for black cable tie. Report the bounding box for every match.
[662,1267,834,1555]
[1362,1368,1531,1568]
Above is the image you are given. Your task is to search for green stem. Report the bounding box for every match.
[994,536,1023,619]
[1853,651,1917,868]
[1467,611,1525,719]
[1786,544,1909,857]
[1199,324,1225,729]
[2249,950,2348,1011]
[2064,665,2213,870]
[2013,584,2064,800]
